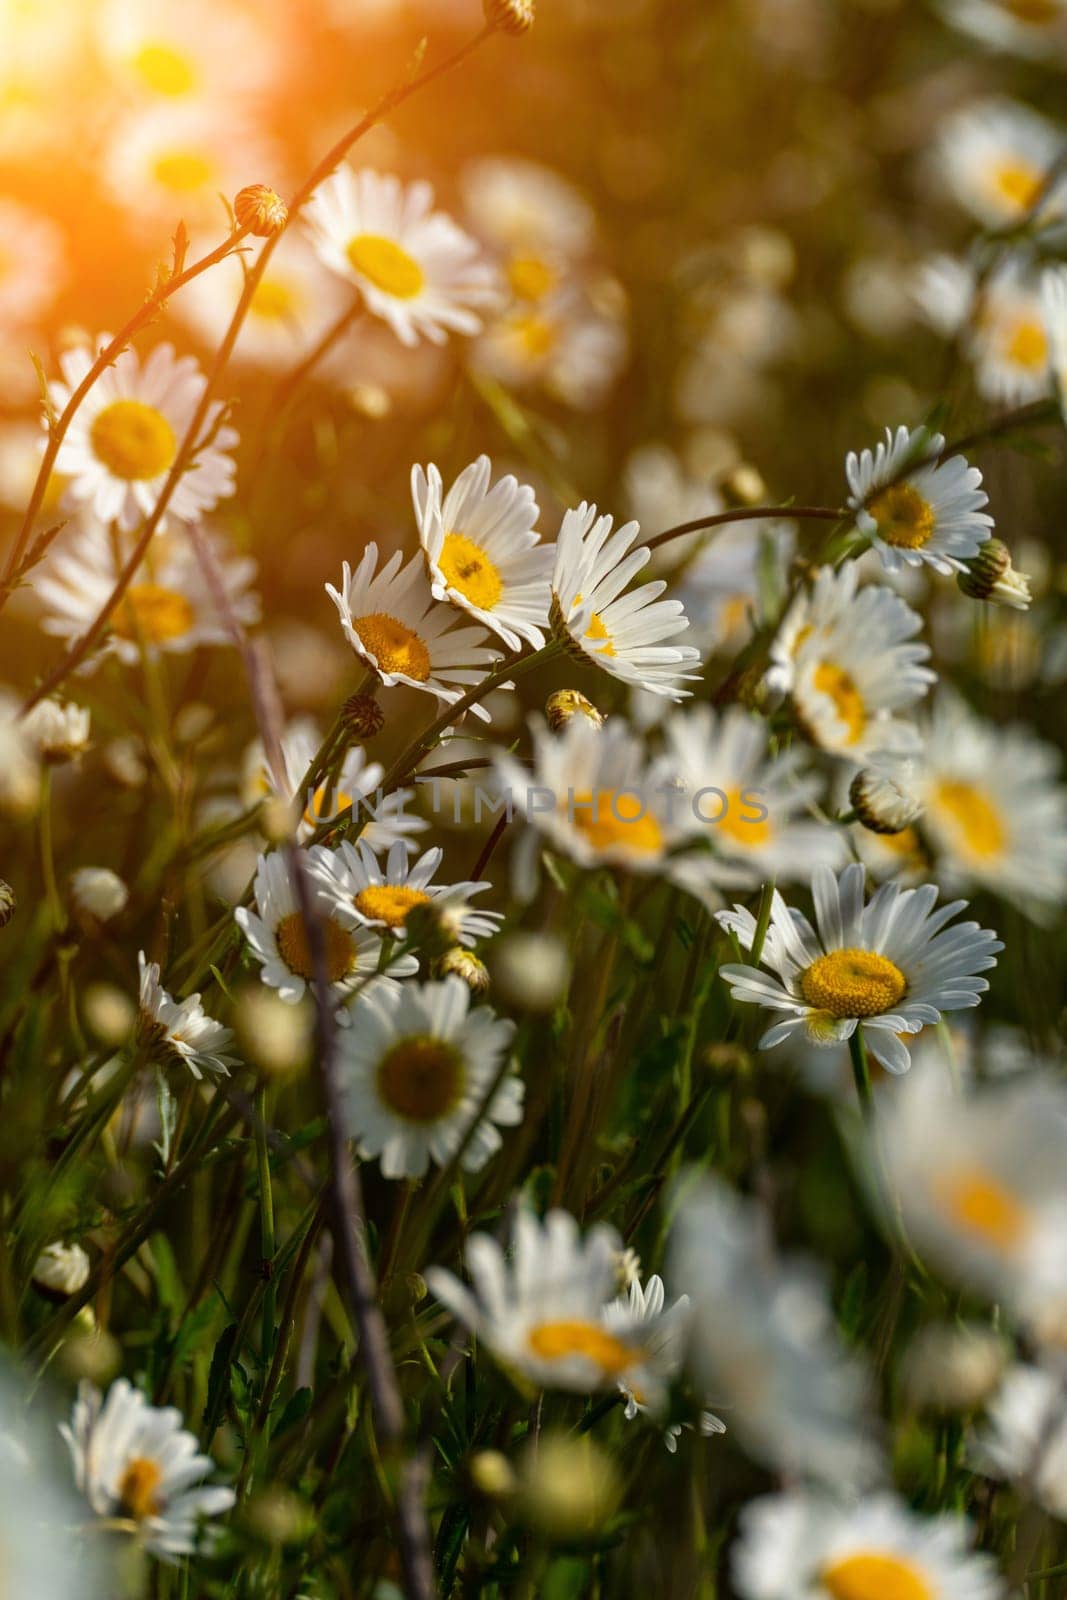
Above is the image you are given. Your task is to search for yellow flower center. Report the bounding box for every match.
[931,780,1006,861]
[118,1456,165,1522]
[800,948,907,1018]
[880,825,923,861]
[821,1552,933,1600]
[506,252,559,302]
[376,1036,463,1121]
[152,149,215,192]
[90,400,176,481]
[353,612,432,682]
[867,482,936,549]
[438,532,504,610]
[512,312,558,358]
[570,790,664,856]
[934,1165,1029,1253]
[583,611,616,658]
[992,158,1044,213]
[527,1319,639,1377]
[275,911,357,983]
[251,276,299,323]
[131,42,198,96]
[354,884,431,928]
[346,234,425,299]
[811,661,866,745]
[716,787,773,848]
[112,584,195,644]
[303,785,355,827]
[1005,317,1049,371]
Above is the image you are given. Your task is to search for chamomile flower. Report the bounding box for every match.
[95,0,281,104]
[103,98,277,230]
[1042,263,1067,420]
[461,157,596,269]
[312,838,502,945]
[235,849,416,1006]
[412,456,552,650]
[718,862,1002,1074]
[326,543,501,718]
[941,0,1067,57]
[338,976,522,1178]
[972,1363,1067,1518]
[846,426,993,577]
[0,198,64,327]
[427,1208,667,1405]
[971,261,1052,404]
[732,1490,1001,1600]
[938,97,1066,229]
[604,1275,725,1452]
[304,168,498,348]
[474,294,629,410]
[550,502,701,700]
[137,951,236,1080]
[50,342,237,531]
[62,1379,235,1561]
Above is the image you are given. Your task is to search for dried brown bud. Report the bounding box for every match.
[342,693,385,741]
[0,880,15,928]
[484,0,534,33]
[957,539,1032,611]
[545,689,604,734]
[234,184,288,237]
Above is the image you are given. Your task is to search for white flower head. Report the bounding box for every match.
[938,96,1067,229]
[33,1241,91,1297]
[312,838,502,946]
[940,0,1067,58]
[604,1274,725,1452]
[972,1362,1067,1520]
[21,698,90,761]
[137,952,236,1080]
[70,866,129,922]
[846,426,993,576]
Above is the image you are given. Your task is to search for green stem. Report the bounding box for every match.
[255,1086,277,1359]
[848,1027,873,1118]
[38,767,64,932]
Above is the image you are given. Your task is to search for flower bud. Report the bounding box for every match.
[341,693,384,741]
[433,946,490,997]
[957,539,1032,611]
[243,1486,315,1546]
[58,1328,121,1387]
[849,757,923,835]
[518,1432,620,1539]
[545,689,604,734]
[82,982,137,1048]
[234,183,288,237]
[901,1323,1008,1414]
[488,931,570,1012]
[234,986,314,1080]
[721,463,768,508]
[404,898,468,959]
[22,698,90,762]
[484,0,534,33]
[33,1241,91,1299]
[469,1450,518,1500]
[70,867,128,924]
[0,880,15,928]
[260,795,300,844]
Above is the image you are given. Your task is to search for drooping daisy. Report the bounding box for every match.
[137,952,235,1080]
[312,838,502,946]
[670,1177,881,1486]
[604,1274,725,1453]
[304,168,498,348]
[845,426,993,577]
[972,1362,1067,1519]
[338,976,522,1179]
[941,0,1067,58]
[732,1490,1001,1600]
[95,0,282,104]
[235,848,416,1005]
[0,198,64,327]
[62,1378,235,1561]
[103,99,277,231]
[326,543,501,718]
[718,862,1001,1074]
[412,456,552,650]
[427,1208,668,1405]
[50,341,237,531]
[550,502,702,700]
[938,97,1066,229]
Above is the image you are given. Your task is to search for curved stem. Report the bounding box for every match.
[646,504,844,552]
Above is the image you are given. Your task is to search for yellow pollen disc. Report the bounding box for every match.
[354,884,431,928]
[506,252,558,301]
[353,612,432,682]
[931,780,1006,862]
[376,1035,463,1121]
[583,611,616,658]
[935,1166,1029,1253]
[570,790,664,856]
[346,234,425,299]
[867,482,936,550]
[90,400,176,481]
[800,948,906,1019]
[275,911,356,983]
[992,158,1044,213]
[811,661,866,745]
[303,786,354,827]
[717,787,773,848]
[821,1552,933,1600]
[153,149,215,192]
[1005,317,1049,370]
[527,1320,639,1378]
[439,532,504,610]
[118,1456,165,1522]
[881,825,922,860]
[512,312,558,358]
[131,42,198,96]
[251,276,299,322]
[112,584,195,644]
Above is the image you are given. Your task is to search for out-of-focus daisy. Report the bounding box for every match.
[338,975,521,1178]
[938,97,1066,229]
[675,518,795,658]
[312,838,502,945]
[21,698,90,762]
[474,290,629,411]
[63,1378,235,1561]
[972,261,1052,404]
[37,519,258,664]
[551,501,701,700]
[33,1240,91,1297]
[1042,262,1067,420]
[972,1362,1067,1519]
[846,426,993,577]
[50,342,237,531]
[622,443,724,572]
[70,866,129,923]
[236,849,416,1006]
[95,0,282,104]
[461,157,596,272]
[941,0,1067,57]
[0,198,64,327]
[305,168,498,348]
[326,543,501,718]
[137,951,235,1080]
[413,456,551,650]
[103,99,277,230]
[732,1489,1001,1600]
[0,687,39,816]
[604,1274,725,1453]
[427,1208,668,1405]
[718,862,1001,1074]
[670,1177,881,1486]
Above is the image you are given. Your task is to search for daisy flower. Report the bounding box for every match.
[304,168,498,348]
[0,198,64,327]
[845,426,993,577]
[971,260,1052,405]
[62,1378,235,1561]
[137,952,236,1080]
[732,1490,1001,1600]
[338,976,522,1178]
[473,294,630,411]
[461,156,596,270]
[718,862,1001,1074]
[670,1178,881,1486]
[50,342,237,532]
[550,502,702,701]
[326,543,501,719]
[235,848,416,1006]
[95,0,282,104]
[1042,263,1067,421]
[938,97,1066,229]
[972,1362,1067,1519]
[103,99,277,231]
[312,838,502,945]
[427,1208,668,1405]
[412,455,552,650]
[604,1274,725,1452]
[941,0,1067,57]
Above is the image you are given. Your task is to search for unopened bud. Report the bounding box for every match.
[849,758,923,835]
[341,693,384,741]
[545,689,604,734]
[0,881,15,928]
[721,463,768,508]
[22,699,90,762]
[234,183,288,237]
[57,1328,121,1387]
[70,867,128,924]
[469,1450,518,1499]
[33,1241,91,1299]
[518,1432,620,1539]
[901,1323,1008,1414]
[957,539,1032,611]
[484,0,535,33]
[433,946,490,997]
[702,1041,751,1078]
[243,1486,315,1546]
[404,899,466,959]
[82,982,137,1048]
[234,986,313,1080]
[487,930,570,1013]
